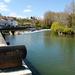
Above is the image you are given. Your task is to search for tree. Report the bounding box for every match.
[35,20,41,29]
[30,16,37,26]
[65,0,75,29]
[51,22,64,32]
[51,22,74,35]
[43,11,55,28]
[54,12,69,26]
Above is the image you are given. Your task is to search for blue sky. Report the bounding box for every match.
[0,0,71,18]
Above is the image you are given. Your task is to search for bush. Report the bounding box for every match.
[63,28,72,33]
[51,22,74,35]
[51,22,64,32]
[63,27,74,35]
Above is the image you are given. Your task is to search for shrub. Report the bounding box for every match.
[51,22,64,32]
[63,28,72,33]
[63,28,74,35]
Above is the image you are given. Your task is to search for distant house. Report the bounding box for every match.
[6,18,18,27]
[0,17,18,28]
[0,19,6,26]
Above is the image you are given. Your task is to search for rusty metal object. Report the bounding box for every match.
[0,45,27,69]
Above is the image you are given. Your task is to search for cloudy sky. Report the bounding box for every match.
[0,0,71,18]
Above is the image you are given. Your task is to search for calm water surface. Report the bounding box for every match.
[6,31,75,75]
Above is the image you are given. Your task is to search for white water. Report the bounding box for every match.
[23,29,51,34]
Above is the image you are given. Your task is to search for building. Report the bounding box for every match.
[0,17,18,28]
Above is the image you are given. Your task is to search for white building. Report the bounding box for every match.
[0,19,6,26]
[0,18,18,28]
[6,18,18,27]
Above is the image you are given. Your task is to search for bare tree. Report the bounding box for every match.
[64,0,75,28]
[43,11,55,28]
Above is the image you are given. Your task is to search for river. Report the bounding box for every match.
[6,30,75,75]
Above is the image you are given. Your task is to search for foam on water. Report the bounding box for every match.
[23,29,51,34]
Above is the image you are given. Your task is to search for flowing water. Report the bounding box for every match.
[6,31,75,75]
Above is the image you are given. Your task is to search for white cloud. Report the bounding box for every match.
[9,12,17,17]
[27,5,32,9]
[0,2,9,12]
[4,0,11,3]
[24,9,32,13]
[23,5,32,13]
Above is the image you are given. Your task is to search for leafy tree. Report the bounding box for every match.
[35,20,42,29]
[51,22,64,32]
